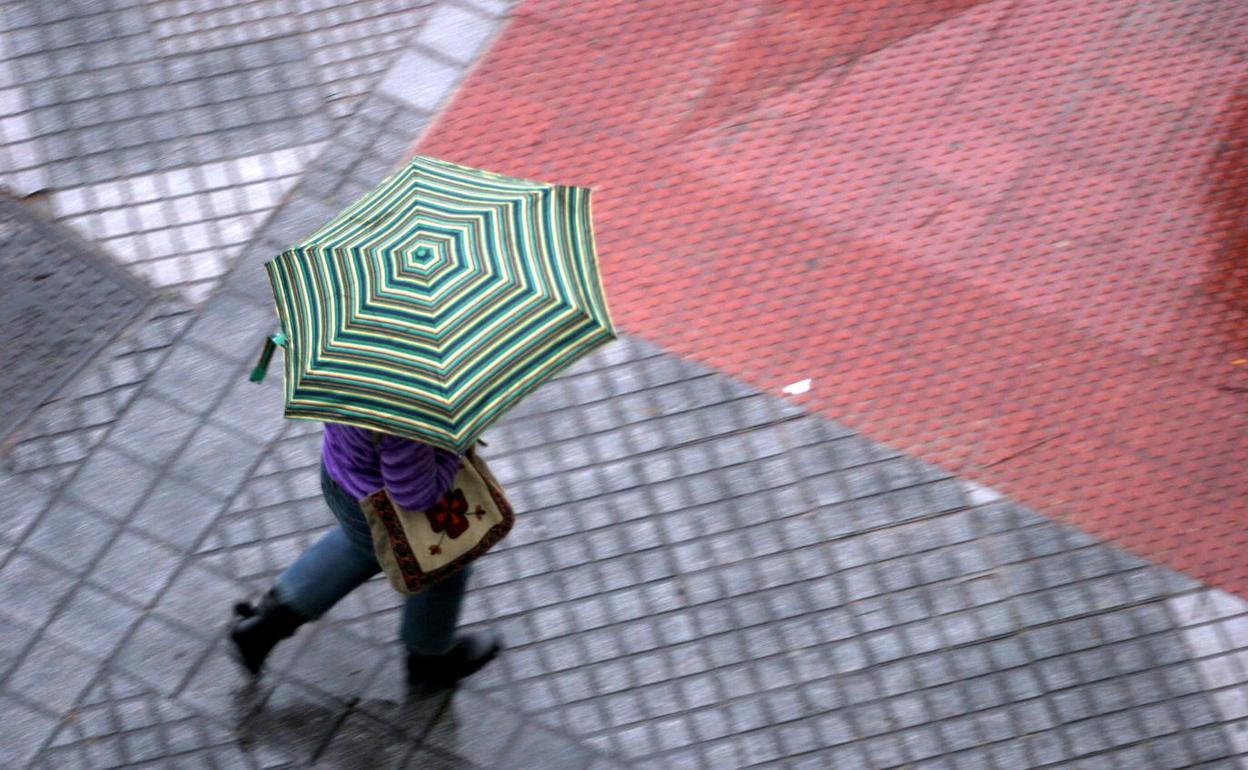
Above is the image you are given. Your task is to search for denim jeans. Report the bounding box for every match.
[274,465,470,655]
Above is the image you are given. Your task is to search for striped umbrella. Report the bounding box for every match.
[257,155,615,453]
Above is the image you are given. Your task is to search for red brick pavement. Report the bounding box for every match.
[418,0,1248,593]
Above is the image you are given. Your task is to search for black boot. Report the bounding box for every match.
[229,589,307,676]
[406,631,502,690]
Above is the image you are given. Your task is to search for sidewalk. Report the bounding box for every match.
[1,1,1247,769]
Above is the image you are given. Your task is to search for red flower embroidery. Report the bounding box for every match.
[429,544,442,555]
[426,489,470,539]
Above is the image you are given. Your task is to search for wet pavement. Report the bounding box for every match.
[1,1,1247,769]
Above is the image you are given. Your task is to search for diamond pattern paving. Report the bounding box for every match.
[0,193,148,447]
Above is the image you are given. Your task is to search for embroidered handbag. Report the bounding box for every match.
[358,446,514,595]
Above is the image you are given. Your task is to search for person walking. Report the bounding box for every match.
[228,422,502,689]
[234,156,614,691]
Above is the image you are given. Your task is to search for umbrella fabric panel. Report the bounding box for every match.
[275,317,614,450]
[268,245,604,393]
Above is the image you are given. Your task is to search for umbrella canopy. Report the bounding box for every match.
[262,155,615,452]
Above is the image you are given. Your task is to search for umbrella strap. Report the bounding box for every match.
[249,332,287,383]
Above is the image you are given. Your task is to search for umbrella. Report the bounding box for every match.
[254,155,615,452]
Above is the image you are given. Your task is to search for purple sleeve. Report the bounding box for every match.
[377,434,462,510]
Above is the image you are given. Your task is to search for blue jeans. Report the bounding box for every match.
[274,465,470,655]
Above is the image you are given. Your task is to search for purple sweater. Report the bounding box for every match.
[321,423,462,510]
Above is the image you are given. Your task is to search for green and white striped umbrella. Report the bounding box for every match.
[257,155,615,453]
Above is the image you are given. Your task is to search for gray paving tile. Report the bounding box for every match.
[0,548,79,629]
[500,720,597,769]
[129,476,228,551]
[378,48,462,112]
[232,680,344,766]
[145,343,240,416]
[425,688,524,767]
[284,625,380,701]
[21,497,119,575]
[176,644,261,726]
[149,559,237,627]
[6,635,103,714]
[1,189,152,435]
[1226,720,1248,757]
[227,465,316,516]
[258,194,341,250]
[1019,730,1066,766]
[62,443,159,517]
[312,711,410,769]
[90,528,182,605]
[1150,732,1198,768]
[0,610,38,675]
[169,422,265,499]
[106,394,203,463]
[29,744,93,770]
[44,582,143,660]
[402,746,476,770]
[114,615,207,696]
[0,695,59,769]
[3,426,104,478]
[181,290,278,360]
